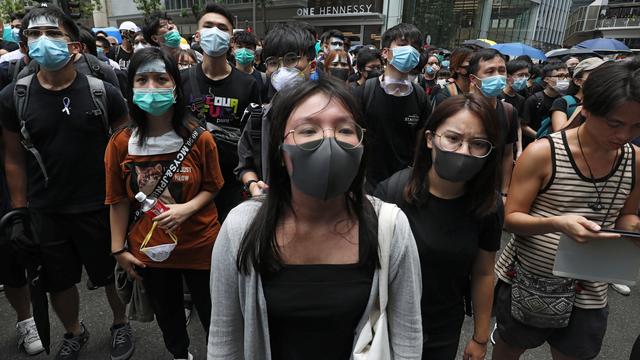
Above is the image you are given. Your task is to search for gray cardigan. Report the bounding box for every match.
[207,198,423,359]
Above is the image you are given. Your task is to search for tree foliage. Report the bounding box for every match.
[0,0,103,21]
[0,0,28,21]
[134,0,164,16]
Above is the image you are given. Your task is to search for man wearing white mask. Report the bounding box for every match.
[181,3,260,221]
[355,23,431,192]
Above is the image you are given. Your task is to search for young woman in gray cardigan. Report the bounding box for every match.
[208,78,423,359]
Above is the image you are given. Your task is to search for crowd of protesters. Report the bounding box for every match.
[1,2,640,360]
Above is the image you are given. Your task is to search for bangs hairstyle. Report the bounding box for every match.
[262,22,316,61]
[142,11,172,47]
[405,93,502,217]
[127,47,193,145]
[324,49,352,70]
[381,23,423,50]
[236,76,379,274]
[583,57,640,118]
[21,6,80,42]
[449,46,473,79]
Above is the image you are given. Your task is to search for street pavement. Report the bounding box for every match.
[0,272,638,359]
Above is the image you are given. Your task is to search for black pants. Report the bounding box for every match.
[139,268,211,358]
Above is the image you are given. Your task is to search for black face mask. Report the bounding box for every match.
[366,69,382,79]
[329,68,350,81]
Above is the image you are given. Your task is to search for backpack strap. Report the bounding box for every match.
[8,59,23,83]
[83,54,105,80]
[412,82,427,113]
[259,71,267,86]
[363,77,377,111]
[189,65,200,99]
[14,74,50,187]
[86,75,111,137]
[445,82,458,97]
[562,95,578,117]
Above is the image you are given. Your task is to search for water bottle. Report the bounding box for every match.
[135,192,169,219]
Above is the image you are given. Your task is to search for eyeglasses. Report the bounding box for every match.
[265,53,303,71]
[431,131,494,158]
[23,29,68,39]
[330,41,344,47]
[284,122,365,151]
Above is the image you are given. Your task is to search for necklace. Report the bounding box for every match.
[576,125,619,212]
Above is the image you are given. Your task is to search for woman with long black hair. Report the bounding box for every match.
[208,77,422,359]
[376,93,503,360]
[105,47,224,360]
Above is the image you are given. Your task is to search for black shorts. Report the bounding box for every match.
[31,208,115,293]
[0,241,28,288]
[494,280,608,360]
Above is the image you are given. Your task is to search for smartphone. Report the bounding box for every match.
[599,229,640,238]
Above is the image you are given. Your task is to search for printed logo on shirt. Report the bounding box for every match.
[188,91,240,126]
[404,114,420,127]
[127,161,189,204]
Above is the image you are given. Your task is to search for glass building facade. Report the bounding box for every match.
[565,0,640,50]
[402,0,537,49]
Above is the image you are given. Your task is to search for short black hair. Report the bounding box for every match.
[506,59,530,75]
[467,48,505,76]
[233,31,258,49]
[22,6,80,42]
[356,48,382,70]
[142,11,172,47]
[381,23,422,49]
[320,29,344,44]
[198,2,235,29]
[515,55,532,65]
[96,30,109,37]
[583,58,640,118]
[77,25,97,56]
[542,61,568,78]
[10,12,24,22]
[262,22,316,61]
[96,36,110,49]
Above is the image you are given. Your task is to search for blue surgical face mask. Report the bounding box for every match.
[441,60,450,69]
[512,77,528,92]
[425,66,435,75]
[389,45,420,73]
[133,87,176,116]
[163,30,182,48]
[199,27,230,57]
[475,74,507,97]
[28,36,72,71]
[96,47,105,57]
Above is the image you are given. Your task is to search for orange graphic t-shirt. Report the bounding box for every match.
[105,127,224,269]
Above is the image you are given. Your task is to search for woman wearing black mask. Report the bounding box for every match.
[208,77,422,359]
[376,93,503,360]
[353,47,383,87]
[324,49,353,82]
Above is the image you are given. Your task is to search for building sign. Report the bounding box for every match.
[297,0,383,16]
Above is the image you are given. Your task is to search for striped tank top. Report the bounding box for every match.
[495,131,636,309]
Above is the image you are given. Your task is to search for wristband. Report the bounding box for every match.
[111,248,127,256]
[472,336,488,346]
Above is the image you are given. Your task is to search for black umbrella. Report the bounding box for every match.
[545,47,602,59]
[0,210,50,354]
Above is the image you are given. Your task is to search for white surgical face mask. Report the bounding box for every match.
[134,43,148,53]
[139,222,178,262]
[271,66,304,92]
[554,79,570,94]
[437,79,448,87]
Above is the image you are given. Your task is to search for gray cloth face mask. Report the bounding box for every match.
[281,137,363,200]
[433,145,487,183]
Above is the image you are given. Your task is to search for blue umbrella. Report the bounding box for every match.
[491,43,547,60]
[92,27,123,44]
[575,38,630,53]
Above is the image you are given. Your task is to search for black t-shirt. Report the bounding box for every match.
[0,73,128,212]
[114,46,132,68]
[496,99,519,146]
[550,95,580,115]
[181,64,260,219]
[249,68,268,104]
[522,91,557,131]
[375,168,502,334]
[354,78,431,190]
[499,91,525,117]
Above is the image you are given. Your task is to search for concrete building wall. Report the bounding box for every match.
[532,0,571,51]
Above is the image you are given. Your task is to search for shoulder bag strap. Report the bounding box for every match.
[377,202,400,311]
[131,127,205,224]
[14,74,50,187]
[86,75,111,137]
[189,65,200,98]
